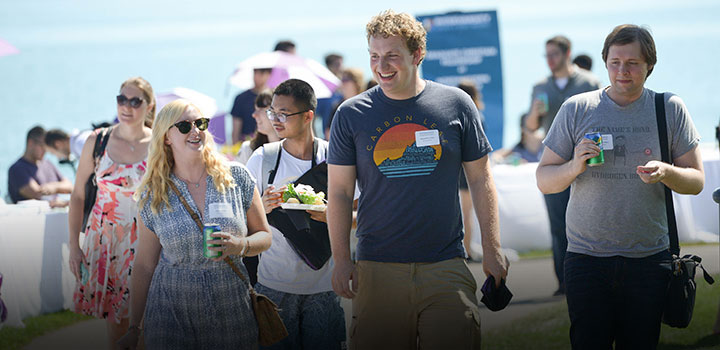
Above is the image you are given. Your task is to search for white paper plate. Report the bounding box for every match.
[280,203,327,211]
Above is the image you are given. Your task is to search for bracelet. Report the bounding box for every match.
[240,237,250,257]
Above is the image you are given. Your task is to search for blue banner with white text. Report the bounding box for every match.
[417,10,504,149]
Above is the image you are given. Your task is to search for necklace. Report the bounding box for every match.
[116,135,139,152]
[176,170,206,189]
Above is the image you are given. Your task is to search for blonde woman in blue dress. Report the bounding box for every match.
[119,99,272,349]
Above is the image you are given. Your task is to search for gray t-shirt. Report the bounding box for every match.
[531,68,601,132]
[543,88,700,258]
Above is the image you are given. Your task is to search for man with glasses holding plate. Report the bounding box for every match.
[245,79,346,350]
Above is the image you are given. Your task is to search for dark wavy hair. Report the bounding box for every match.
[250,89,274,151]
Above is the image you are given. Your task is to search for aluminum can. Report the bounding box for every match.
[203,223,222,258]
[584,132,604,166]
[537,92,549,113]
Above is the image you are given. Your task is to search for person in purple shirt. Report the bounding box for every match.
[8,126,73,206]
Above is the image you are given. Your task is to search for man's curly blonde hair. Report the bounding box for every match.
[366,9,427,64]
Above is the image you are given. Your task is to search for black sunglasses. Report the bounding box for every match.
[172,118,210,134]
[116,95,144,108]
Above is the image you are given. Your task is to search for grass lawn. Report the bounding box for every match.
[482,273,720,350]
[516,242,717,261]
[0,310,92,350]
[518,249,552,260]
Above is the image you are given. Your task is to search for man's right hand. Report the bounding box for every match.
[332,259,358,299]
[570,138,601,176]
[261,185,285,214]
[531,98,547,116]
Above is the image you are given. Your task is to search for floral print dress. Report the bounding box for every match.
[73,148,145,323]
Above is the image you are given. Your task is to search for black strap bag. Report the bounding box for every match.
[263,139,331,270]
[81,127,112,230]
[654,93,715,328]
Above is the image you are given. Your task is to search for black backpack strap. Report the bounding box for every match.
[90,126,112,183]
[93,127,111,159]
[270,144,282,184]
[312,138,320,168]
[261,141,283,190]
[654,93,679,256]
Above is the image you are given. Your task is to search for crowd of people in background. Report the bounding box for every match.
[4,8,716,350]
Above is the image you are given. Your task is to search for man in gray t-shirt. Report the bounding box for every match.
[537,25,703,349]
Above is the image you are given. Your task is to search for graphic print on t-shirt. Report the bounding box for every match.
[584,125,656,181]
[373,123,442,178]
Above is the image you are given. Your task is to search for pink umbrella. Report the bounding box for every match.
[155,87,228,145]
[0,38,19,57]
[229,51,340,98]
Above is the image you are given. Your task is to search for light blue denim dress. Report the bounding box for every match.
[139,165,258,350]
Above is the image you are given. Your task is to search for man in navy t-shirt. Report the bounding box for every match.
[327,10,508,349]
[8,126,72,206]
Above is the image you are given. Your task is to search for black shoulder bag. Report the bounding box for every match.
[264,139,331,270]
[81,127,112,230]
[655,93,715,328]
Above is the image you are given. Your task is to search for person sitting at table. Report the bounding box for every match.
[491,113,545,165]
[68,77,155,349]
[118,99,272,349]
[8,125,73,206]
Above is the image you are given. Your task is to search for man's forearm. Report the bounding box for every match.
[536,161,578,194]
[328,193,354,263]
[525,109,541,131]
[470,175,501,253]
[662,164,704,195]
[52,180,74,194]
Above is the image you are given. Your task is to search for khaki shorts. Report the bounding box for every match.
[350,258,481,350]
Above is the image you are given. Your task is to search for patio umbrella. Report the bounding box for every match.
[0,38,19,57]
[228,51,341,98]
[155,87,228,145]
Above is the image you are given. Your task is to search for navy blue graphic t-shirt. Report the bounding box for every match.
[328,81,491,263]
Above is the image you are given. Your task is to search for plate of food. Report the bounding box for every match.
[280,184,327,211]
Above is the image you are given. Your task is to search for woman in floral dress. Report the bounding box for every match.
[68,77,155,348]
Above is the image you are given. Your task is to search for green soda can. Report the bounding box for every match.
[203,223,222,258]
[584,132,604,166]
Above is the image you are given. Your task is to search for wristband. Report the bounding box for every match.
[240,237,250,257]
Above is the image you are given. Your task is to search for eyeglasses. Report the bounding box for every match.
[172,118,210,134]
[266,109,309,123]
[116,95,145,108]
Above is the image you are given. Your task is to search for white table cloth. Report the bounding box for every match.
[0,207,75,328]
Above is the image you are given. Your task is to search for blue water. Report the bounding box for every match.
[2,0,719,197]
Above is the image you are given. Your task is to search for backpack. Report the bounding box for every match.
[261,139,331,270]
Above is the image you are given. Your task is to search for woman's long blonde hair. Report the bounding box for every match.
[134,99,235,214]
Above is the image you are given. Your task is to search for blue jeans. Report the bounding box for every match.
[544,188,570,287]
[255,284,346,350]
[564,250,672,350]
